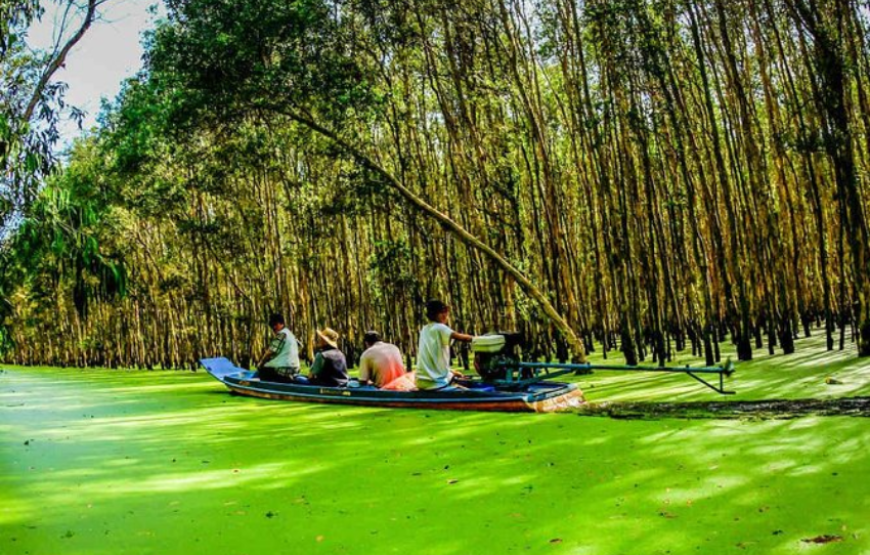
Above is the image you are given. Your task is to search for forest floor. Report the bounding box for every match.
[1,333,868,555]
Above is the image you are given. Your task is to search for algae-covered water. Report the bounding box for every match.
[1,361,868,555]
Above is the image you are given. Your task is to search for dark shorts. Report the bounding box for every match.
[258,366,299,383]
[308,377,348,388]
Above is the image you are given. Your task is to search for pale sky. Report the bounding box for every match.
[27,0,165,148]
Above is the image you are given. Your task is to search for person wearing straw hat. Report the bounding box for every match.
[308,327,349,387]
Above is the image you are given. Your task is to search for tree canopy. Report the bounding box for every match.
[2,0,870,368]
[1,0,99,228]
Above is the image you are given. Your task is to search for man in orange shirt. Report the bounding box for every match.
[358,331,406,388]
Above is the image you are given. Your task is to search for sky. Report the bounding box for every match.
[27,0,165,148]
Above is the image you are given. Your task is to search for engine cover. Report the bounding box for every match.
[472,332,524,382]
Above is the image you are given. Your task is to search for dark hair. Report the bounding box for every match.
[363,330,382,345]
[425,299,449,321]
[268,313,285,327]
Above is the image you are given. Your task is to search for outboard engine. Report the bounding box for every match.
[472,332,524,382]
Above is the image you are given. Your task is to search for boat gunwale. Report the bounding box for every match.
[199,358,584,412]
[221,373,577,405]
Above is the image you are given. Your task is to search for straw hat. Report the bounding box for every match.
[316,327,340,349]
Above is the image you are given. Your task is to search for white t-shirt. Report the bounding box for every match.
[416,322,453,389]
[264,327,300,370]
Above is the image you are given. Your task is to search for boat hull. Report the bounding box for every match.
[200,358,583,413]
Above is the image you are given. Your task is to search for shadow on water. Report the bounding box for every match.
[1,367,869,555]
[578,331,870,403]
[578,397,870,420]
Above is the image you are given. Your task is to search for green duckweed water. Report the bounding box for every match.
[578,332,870,403]
[2,336,869,555]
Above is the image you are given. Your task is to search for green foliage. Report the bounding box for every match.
[0,1,41,55]
[366,239,416,302]
[150,0,377,131]
[1,0,96,231]
[2,139,127,320]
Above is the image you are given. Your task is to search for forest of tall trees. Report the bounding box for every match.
[1,0,869,370]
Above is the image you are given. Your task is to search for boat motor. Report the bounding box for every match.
[472,332,524,382]
[471,331,735,393]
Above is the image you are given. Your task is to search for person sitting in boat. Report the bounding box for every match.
[415,299,473,391]
[307,328,349,387]
[358,330,406,388]
[255,313,301,383]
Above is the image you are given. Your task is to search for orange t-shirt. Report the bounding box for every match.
[359,342,406,387]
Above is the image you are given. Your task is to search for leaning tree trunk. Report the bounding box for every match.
[281,108,589,362]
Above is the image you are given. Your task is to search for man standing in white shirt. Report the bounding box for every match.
[415,300,473,390]
[256,313,301,382]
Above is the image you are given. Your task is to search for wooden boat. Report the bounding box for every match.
[199,357,584,413]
